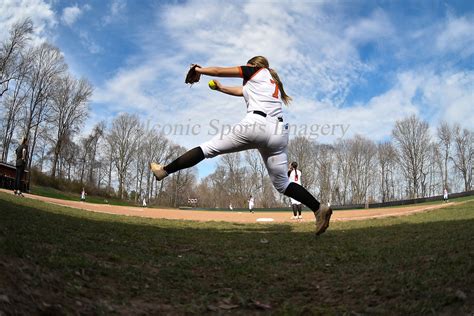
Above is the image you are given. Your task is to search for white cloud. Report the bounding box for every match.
[92,1,473,151]
[0,0,56,43]
[345,9,395,44]
[436,14,474,57]
[159,0,391,107]
[283,72,421,142]
[61,5,82,26]
[418,70,474,127]
[94,64,158,109]
[79,31,102,54]
[102,0,127,25]
[396,12,474,64]
[293,68,474,142]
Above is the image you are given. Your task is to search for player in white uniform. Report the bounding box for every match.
[80,188,86,202]
[150,56,332,235]
[288,162,303,219]
[248,195,255,213]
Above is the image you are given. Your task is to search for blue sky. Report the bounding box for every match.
[1,0,473,179]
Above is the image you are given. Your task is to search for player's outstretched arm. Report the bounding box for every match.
[196,66,241,77]
[211,79,243,97]
[217,86,243,97]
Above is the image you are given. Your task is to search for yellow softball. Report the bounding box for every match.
[208,80,217,90]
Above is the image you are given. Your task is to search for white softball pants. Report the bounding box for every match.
[200,113,290,193]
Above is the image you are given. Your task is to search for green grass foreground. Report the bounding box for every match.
[0,192,473,315]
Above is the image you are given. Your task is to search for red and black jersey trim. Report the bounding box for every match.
[239,66,263,85]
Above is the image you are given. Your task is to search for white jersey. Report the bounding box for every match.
[289,169,302,185]
[289,169,302,205]
[240,66,283,118]
[249,197,255,208]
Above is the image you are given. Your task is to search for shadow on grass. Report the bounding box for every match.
[1,193,473,315]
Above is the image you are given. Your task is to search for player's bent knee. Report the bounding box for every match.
[273,180,290,194]
[199,144,218,159]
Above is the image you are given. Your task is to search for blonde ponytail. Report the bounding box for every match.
[247,56,292,106]
[268,68,292,106]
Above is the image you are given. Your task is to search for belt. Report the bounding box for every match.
[252,110,283,122]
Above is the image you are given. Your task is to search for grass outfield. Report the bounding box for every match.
[0,192,473,314]
[29,185,473,212]
[30,185,137,207]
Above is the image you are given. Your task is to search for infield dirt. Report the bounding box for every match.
[1,188,457,223]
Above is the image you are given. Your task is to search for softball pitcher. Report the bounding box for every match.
[150,56,332,235]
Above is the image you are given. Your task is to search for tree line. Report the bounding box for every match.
[1,18,92,182]
[1,19,473,208]
[196,116,472,209]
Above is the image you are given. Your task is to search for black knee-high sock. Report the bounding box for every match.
[164,147,205,174]
[284,182,320,212]
[292,205,298,217]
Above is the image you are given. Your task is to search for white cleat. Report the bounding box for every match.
[291,216,298,220]
[298,215,302,219]
[150,162,168,181]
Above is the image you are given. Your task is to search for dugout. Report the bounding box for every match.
[0,162,29,192]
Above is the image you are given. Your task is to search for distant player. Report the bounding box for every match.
[14,136,28,196]
[143,198,147,207]
[80,188,86,202]
[248,195,255,213]
[229,203,233,211]
[288,162,303,219]
[150,56,332,235]
[443,188,449,203]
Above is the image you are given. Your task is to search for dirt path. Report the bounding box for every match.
[3,189,460,223]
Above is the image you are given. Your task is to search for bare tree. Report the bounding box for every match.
[174,160,197,207]
[260,177,279,208]
[437,121,453,190]
[107,113,142,199]
[195,177,215,208]
[221,152,248,199]
[1,52,31,161]
[392,115,431,198]
[78,134,94,184]
[50,75,92,178]
[24,43,67,179]
[452,126,473,191]
[159,145,196,207]
[0,18,33,97]
[424,143,442,197]
[288,136,318,190]
[31,125,51,172]
[132,128,148,203]
[333,139,351,205]
[103,136,116,195]
[314,144,334,204]
[347,135,377,204]
[142,129,169,201]
[86,122,105,185]
[245,149,267,203]
[59,134,80,181]
[377,142,397,202]
[206,166,228,208]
